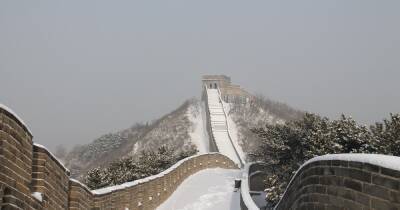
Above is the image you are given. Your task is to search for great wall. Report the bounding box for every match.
[2,75,400,210]
[0,104,237,209]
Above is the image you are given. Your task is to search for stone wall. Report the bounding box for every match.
[68,179,93,210]
[202,88,219,152]
[0,106,42,209]
[275,157,400,210]
[90,153,237,210]
[240,163,269,210]
[0,104,238,210]
[32,144,70,209]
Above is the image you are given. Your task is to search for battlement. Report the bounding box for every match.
[202,75,253,104]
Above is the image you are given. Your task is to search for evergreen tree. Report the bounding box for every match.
[83,146,197,190]
[252,112,400,205]
[371,114,400,155]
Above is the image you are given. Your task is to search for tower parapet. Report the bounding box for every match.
[202,75,252,104]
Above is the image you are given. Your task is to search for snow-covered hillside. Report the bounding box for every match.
[62,92,303,178]
[186,101,209,153]
[64,99,209,178]
[225,96,304,160]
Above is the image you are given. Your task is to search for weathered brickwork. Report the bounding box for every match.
[202,89,218,152]
[0,108,42,209]
[275,159,400,210]
[68,180,93,210]
[0,105,238,210]
[32,145,70,209]
[89,153,237,210]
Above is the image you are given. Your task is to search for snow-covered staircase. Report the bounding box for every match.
[206,88,243,166]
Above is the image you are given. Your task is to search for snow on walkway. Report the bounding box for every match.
[206,89,242,165]
[156,168,241,210]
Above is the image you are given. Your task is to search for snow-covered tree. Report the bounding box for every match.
[83,146,197,190]
[251,112,400,205]
[371,114,400,155]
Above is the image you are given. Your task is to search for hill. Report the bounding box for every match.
[226,95,304,158]
[63,99,208,178]
[63,93,303,180]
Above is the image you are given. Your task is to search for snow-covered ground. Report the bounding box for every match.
[157,168,241,210]
[206,89,243,165]
[187,101,209,153]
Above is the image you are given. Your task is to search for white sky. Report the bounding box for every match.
[1,0,399,150]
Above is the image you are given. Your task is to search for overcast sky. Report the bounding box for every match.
[1,1,399,151]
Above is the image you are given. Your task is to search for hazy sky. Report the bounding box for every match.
[1,1,399,151]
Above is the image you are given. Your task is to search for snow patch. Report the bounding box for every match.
[306,153,400,172]
[186,101,209,153]
[33,143,70,173]
[70,178,92,192]
[0,103,33,135]
[31,192,43,202]
[156,168,241,210]
[132,142,139,154]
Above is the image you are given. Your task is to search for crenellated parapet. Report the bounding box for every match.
[0,104,238,210]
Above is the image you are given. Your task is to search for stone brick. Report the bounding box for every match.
[274,158,400,210]
[389,191,400,204]
[362,163,380,173]
[354,192,370,206]
[371,197,400,210]
[363,183,390,200]
[381,167,400,179]
[372,174,399,191]
[343,178,362,192]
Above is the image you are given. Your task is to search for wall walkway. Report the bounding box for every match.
[204,87,244,167]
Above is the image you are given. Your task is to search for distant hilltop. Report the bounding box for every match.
[62,74,302,179]
[202,75,253,104]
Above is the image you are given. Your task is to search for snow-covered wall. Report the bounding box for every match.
[71,153,238,210]
[203,86,244,167]
[0,105,43,209]
[275,154,400,210]
[240,163,266,210]
[0,104,239,210]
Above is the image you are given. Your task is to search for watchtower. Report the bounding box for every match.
[202,75,253,104]
[202,75,231,89]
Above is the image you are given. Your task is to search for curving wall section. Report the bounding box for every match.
[240,163,269,210]
[275,154,400,210]
[86,153,237,210]
[0,105,42,209]
[0,104,238,210]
